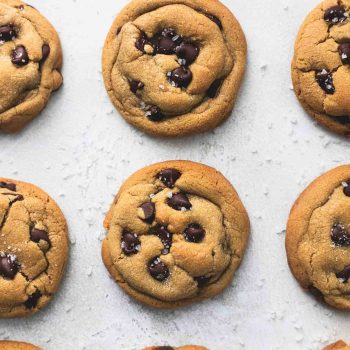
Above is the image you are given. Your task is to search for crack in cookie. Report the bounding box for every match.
[102,160,249,308]
[102,0,246,137]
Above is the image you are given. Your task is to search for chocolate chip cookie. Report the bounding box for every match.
[0,0,63,133]
[102,160,250,308]
[292,0,350,136]
[0,341,41,350]
[286,165,350,310]
[0,178,69,317]
[323,341,350,350]
[102,0,246,137]
[144,346,208,350]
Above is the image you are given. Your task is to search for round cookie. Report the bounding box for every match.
[286,165,350,310]
[102,0,246,137]
[0,178,69,317]
[323,341,350,350]
[102,160,250,308]
[0,0,63,133]
[144,346,208,350]
[0,341,41,350]
[292,0,350,136]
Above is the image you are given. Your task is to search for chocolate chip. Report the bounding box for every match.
[18,5,24,11]
[168,67,192,88]
[153,28,182,55]
[140,202,155,223]
[168,193,192,211]
[207,79,222,98]
[342,181,350,196]
[339,43,350,65]
[148,257,169,281]
[151,226,172,255]
[135,31,148,52]
[157,168,181,188]
[336,266,350,282]
[129,80,144,94]
[195,275,210,288]
[0,25,16,42]
[184,223,205,243]
[12,46,29,66]
[24,290,42,309]
[331,224,350,246]
[41,44,50,62]
[30,227,51,247]
[324,5,349,24]
[0,182,16,191]
[316,70,335,94]
[0,254,18,279]
[154,347,174,350]
[121,230,141,255]
[309,285,324,300]
[329,115,350,125]
[175,43,199,65]
[205,14,223,30]
[144,105,165,121]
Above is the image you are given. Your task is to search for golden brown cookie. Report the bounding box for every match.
[102,160,250,308]
[102,0,246,137]
[0,341,41,350]
[292,0,350,136]
[144,346,208,350]
[0,0,63,133]
[323,340,350,350]
[0,178,69,317]
[286,165,350,310]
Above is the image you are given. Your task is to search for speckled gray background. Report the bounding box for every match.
[0,0,349,349]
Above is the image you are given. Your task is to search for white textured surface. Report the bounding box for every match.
[0,0,349,349]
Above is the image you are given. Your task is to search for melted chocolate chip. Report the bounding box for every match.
[144,105,165,121]
[30,227,51,247]
[154,347,174,350]
[330,115,350,125]
[324,5,349,24]
[121,230,141,255]
[41,44,50,62]
[12,46,29,66]
[140,202,155,223]
[175,43,199,65]
[0,182,16,191]
[184,223,205,243]
[157,168,181,188]
[168,193,192,211]
[316,70,335,94]
[336,266,350,282]
[195,275,210,288]
[148,257,169,281]
[151,226,172,254]
[207,79,222,98]
[343,181,350,196]
[129,80,144,94]
[331,224,350,246]
[135,31,148,52]
[153,28,182,55]
[0,254,18,279]
[309,285,324,300]
[0,25,16,42]
[24,290,42,309]
[168,67,193,88]
[18,5,24,11]
[339,43,350,64]
[205,13,223,30]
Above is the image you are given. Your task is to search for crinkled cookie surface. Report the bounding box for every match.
[102,0,246,137]
[286,165,350,310]
[102,160,249,308]
[292,0,350,136]
[0,0,62,133]
[0,178,68,317]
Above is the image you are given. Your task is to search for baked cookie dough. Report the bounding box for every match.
[0,178,69,317]
[102,0,246,137]
[144,346,208,350]
[323,340,350,350]
[102,160,250,308]
[0,341,41,350]
[0,0,63,133]
[292,0,350,136]
[286,165,350,310]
